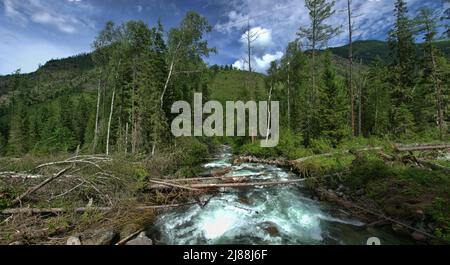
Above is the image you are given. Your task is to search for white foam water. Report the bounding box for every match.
[152,146,414,245]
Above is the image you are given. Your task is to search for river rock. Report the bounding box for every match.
[355,189,365,196]
[83,229,118,245]
[411,231,427,242]
[392,224,410,236]
[259,222,280,237]
[67,236,81,245]
[125,232,153,245]
[9,241,24,245]
[120,223,142,239]
[415,210,425,222]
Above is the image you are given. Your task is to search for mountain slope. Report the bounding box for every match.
[327,40,450,64]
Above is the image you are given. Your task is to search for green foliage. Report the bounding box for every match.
[344,155,391,189]
[429,197,450,242]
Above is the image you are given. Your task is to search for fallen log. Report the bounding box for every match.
[0,172,44,179]
[233,156,289,167]
[197,168,232,178]
[394,144,450,152]
[188,179,307,188]
[115,229,144,245]
[164,172,264,182]
[317,188,440,241]
[294,147,383,163]
[415,159,450,174]
[1,203,198,215]
[148,178,307,191]
[35,159,105,171]
[148,179,201,191]
[10,166,72,206]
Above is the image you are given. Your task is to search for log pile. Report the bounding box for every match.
[233,156,289,167]
[147,168,306,192]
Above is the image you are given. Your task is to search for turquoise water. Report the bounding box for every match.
[152,146,414,245]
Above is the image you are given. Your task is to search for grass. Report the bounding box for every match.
[209,70,267,104]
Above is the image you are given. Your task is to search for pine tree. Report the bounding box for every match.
[387,0,417,134]
[6,100,29,155]
[365,58,391,136]
[320,52,348,145]
[297,0,340,145]
[416,8,448,139]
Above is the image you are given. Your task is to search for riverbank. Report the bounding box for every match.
[0,137,216,245]
[234,140,450,244]
[1,137,449,245]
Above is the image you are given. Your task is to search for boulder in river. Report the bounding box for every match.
[120,223,142,239]
[83,229,118,245]
[411,231,427,242]
[259,222,280,237]
[9,241,24,245]
[355,189,365,196]
[126,232,153,245]
[67,236,81,245]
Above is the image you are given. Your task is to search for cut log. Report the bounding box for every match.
[10,166,72,206]
[394,144,450,152]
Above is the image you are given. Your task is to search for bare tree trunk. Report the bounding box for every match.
[131,60,137,155]
[106,61,121,156]
[358,60,365,136]
[266,84,273,141]
[430,48,445,140]
[93,70,102,153]
[160,38,183,109]
[11,167,72,206]
[358,83,362,136]
[287,64,291,129]
[247,19,252,74]
[106,89,115,156]
[347,0,355,136]
[160,59,175,108]
[125,122,129,155]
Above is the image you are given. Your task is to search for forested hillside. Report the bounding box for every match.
[328,39,450,64]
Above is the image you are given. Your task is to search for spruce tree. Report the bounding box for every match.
[387,0,417,134]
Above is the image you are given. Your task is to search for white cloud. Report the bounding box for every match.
[215,0,437,50]
[240,27,273,50]
[232,59,245,70]
[254,51,283,72]
[233,51,283,73]
[1,0,94,34]
[31,12,77,34]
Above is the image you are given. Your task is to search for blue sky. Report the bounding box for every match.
[0,0,446,75]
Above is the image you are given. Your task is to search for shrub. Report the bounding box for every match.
[344,155,391,189]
